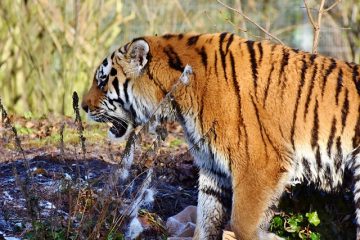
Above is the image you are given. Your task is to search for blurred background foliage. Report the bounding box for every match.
[0,0,359,116]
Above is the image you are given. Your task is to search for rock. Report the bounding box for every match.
[166,205,197,238]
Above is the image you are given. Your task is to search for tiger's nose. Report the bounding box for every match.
[81,103,89,113]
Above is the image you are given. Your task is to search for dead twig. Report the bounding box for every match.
[217,0,284,44]
[72,91,86,159]
[59,122,65,156]
[0,97,41,235]
[303,0,342,53]
[324,0,342,12]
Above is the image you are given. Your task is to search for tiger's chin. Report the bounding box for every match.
[107,121,133,142]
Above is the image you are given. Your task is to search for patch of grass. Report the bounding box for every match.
[23,221,73,240]
[14,123,35,135]
[169,138,184,148]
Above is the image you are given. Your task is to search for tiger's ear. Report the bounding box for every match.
[123,39,149,77]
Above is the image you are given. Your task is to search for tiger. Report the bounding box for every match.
[81,32,360,240]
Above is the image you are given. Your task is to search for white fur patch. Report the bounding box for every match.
[127,217,144,239]
[96,56,112,84]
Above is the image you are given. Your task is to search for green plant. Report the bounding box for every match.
[106,232,125,240]
[23,221,74,240]
[270,211,321,240]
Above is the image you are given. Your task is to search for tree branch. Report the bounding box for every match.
[324,0,341,12]
[217,0,284,45]
[303,0,316,28]
[303,0,325,54]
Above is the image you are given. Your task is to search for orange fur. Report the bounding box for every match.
[82,33,360,240]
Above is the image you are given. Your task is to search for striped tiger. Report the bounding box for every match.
[81,33,360,240]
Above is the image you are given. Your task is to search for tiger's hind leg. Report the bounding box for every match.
[230,158,286,240]
[193,168,232,240]
[349,148,360,240]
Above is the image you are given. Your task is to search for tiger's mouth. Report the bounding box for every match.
[88,112,134,141]
[108,120,129,139]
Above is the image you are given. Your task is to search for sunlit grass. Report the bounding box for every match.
[8,120,109,149]
[0,0,358,117]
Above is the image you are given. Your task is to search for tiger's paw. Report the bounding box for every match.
[258,230,284,240]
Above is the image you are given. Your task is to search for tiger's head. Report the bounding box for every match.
[81,38,157,141]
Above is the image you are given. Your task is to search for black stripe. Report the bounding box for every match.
[353,186,360,197]
[246,40,258,92]
[353,65,360,95]
[214,51,218,78]
[119,47,125,54]
[346,62,353,69]
[123,78,130,102]
[310,54,317,64]
[131,37,146,44]
[334,136,343,173]
[290,57,308,149]
[321,58,337,96]
[304,64,318,120]
[113,97,124,106]
[162,34,175,39]
[278,48,289,86]
[335,69,343,105]
[251,96,268,158]
[98,74,109,89]
[258,42,263,65]
[263,45,276,107]
[163,46,184,72]
[187,34,200,46]
[112,77,120,97]
[230,52,241,122]
[311,100,319,149]
[353,106,360,148]
[178,34,184,40]
[111,52,115,59]
[263,64,275,107]
[302,157,311,179]
[225,33,234,53]
[281,52,297,93]
[129,104,137,118]
[199,79,209,132]
[327,117,337,157]
[102,58,108,67]
[147,71,167,94]
[341,89,349,133]
[230,52,249,158]
[230,52,241,125]
[206,37,213,44]
[103,100,115,111]
[170,99,185,124]
[124,42,130,51]
[315,147,322,170]
[356,199,360,211]
[199,187,232,210]
[336,136,343,161]
[351,146,360,163]
[219,32,228,81]
[197,46,208,69]
[203,168,231,184]
[325,165,333,187]
[110,67,117,76]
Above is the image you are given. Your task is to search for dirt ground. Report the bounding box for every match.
[0,115,357,239]
[0,116,199,239]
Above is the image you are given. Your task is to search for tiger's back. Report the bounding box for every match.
[82,32,360,239]
[145,32,359,188]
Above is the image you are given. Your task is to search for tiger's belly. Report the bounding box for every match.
[181,115,232,178]
[289,146,348,191]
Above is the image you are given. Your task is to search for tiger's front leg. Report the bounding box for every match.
[193,167,232,240]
